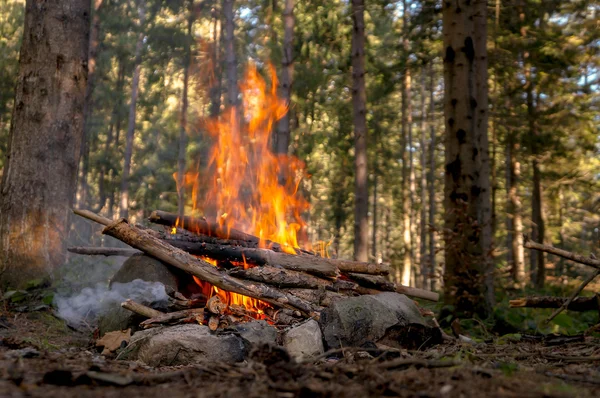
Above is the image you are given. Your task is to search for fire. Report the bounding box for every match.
[175,63,309,319]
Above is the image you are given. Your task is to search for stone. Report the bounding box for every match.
[122,324,245,366]
[319,292,441,350]
[98,255,180,336]
[282,319,324,362]
[233,320,278,347]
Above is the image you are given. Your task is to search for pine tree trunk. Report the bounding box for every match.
[119,2,146,219]
[351,0,368,262]
[0,0,90,288]
[427,63,437,291]
[209,7,221,117]
[419,67,428,289]
[442,0,493,316]
[177,2,194,221]
[276,0,294,156]
[223,0,237,107]
[508,132,525,285]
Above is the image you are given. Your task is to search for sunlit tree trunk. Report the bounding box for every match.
[442,0,493,316]
[351,0,368,262]
[508,132,525,285]
[0,0,90,288]
[223,0,237,107]
[177,1,194,221]
[119,2,146,219]
[276,0,294,156]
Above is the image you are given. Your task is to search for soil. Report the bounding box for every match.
[1,308,599,397]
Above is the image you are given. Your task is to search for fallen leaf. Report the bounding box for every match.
[96,329,131,355]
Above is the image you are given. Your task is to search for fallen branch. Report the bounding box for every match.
[228,265,339,289]
[523,235,600,270]
[510,295,600,312]
[546,270,600,323]
[140,308,205,328]
[347,273,440,302]
[68,246,140,256]
[121,299,164,319]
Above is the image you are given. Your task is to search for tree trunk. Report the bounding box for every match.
[209,7,222,117]
[177,2,194,221]
[419,66,428,289]
[400,0,411,286]
[427,62,437,291]
[0,0,90,288]
[276,0,294,156]
[119,2,146,219]
[222,0,237,107]
[351,0,368,262]
[508,132,525,285]
[442,0,493,316]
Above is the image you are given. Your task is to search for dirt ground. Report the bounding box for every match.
[1,309,599,398]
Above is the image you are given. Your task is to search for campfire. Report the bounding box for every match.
[70,65,438,352]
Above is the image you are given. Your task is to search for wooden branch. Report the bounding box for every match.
[68,246,140,256]
[74,209,112,226]
[121,299,164,319]
[546,270,600,323]
[510,296,600,311]
[228,266,336,289]
[346,273,440,302]
[523,236,600,270]
[98,218,320,316]
[140,308,205,328]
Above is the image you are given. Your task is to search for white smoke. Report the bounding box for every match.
[54,279,168,327]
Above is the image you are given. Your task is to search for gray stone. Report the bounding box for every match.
[233,320,278,347]
[282,319,324,362]
[122,324,245,366]
[98,255,180,336]
[319,292,441,350]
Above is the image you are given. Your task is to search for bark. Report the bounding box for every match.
[119,2,146,219]
[372,154,378,260]
[442,0,493,316]
[140,308,205,328]
[347,273,440,302]
[222,0,237,107]
[419,67,428,288]
[177,2,194,221]
[427,63,437,291]
[0,0,90,288]
[507,132,525,285]
[509,296,600,312]
[228,266,337,289]
[400,0,411,286]
[275,0,294,156]
[351,0,369,262]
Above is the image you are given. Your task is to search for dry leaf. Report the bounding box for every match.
[96,329,131,355]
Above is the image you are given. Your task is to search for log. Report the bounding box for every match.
[509,296,600,312]
[140,308,205,328]
[346,273,440,302]
[68,246,140,256]
[121,299,164,319]
[228,266,336,289]
[99,218,320,317]
[206,295,227,314]
[286,288,345,307]
[149,210,313,255]
[523,236,600,270]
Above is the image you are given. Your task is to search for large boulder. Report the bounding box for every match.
[122,324,246,366]
[319,292,441,350]
[98,255,180,336]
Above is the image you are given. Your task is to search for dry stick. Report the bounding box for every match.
[347,273,440,302]
[74,210,319,316]
[68,246,140,256]
[523,235,600,270]
[509,296,599,311]
[140,308,205,328]
[545,269,600,323]
[163,238,390,277]
[121,299,164,319]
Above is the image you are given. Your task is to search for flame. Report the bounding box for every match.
[175,63,309,320]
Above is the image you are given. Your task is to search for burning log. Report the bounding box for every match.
[121,299,164,319]
[68,246,140,256]
[509,296,600,312]
[347,273,440,302]
[73,210,320,316]
[140,308,205,328]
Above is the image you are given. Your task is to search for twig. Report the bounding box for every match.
[545,269,600,323]
[121,299,164,319]
[523,235,600,270]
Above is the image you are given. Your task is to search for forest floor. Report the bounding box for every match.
[1,308,600,397]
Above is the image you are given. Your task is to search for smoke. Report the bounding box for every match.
[54,279,168,327]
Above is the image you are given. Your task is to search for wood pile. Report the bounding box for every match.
[72,209,439,329]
